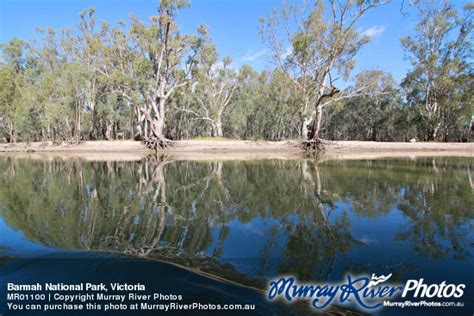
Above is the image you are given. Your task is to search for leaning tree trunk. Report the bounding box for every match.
[135,104,148,141]
[426,120,441,141]
[213,119,223,137]
[312,103,325,141]
[300,116,311,141]
[150,98,165,140]
[432,121,441,141]
[144,97,172,151]
[303,104,325,151]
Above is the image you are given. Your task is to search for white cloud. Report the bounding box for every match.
[241,49,267,62]
[361,25,386,38]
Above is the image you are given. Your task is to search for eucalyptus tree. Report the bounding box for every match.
[59,63,91,142]
[0,64,22,142]
[101,20,144,140]
[75,8,110,140]
[223,64,259,139]
[228,68,298,140]
[0,39,32,142]
[272,69,300,138]
[401,1,473,141]
[98,11,157,142]
[259,69,299,139]
[260,0,389,147]
[350,71,400,141]
[175,41,240,137]
[32,28,88,142]
[28,25,97,143]
[122,0,207,148]
[30,29,61,141]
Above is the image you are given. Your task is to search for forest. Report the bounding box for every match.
[0,0,473,147]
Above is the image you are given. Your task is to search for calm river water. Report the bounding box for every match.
[0,156,472,315]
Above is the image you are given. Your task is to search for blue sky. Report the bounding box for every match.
[0,0,469,82]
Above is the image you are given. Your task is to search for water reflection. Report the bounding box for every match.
[0,156,472,289]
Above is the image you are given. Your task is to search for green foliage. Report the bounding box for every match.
[401,0,473,141]
[259,0,390,141]
[0,0,472,143]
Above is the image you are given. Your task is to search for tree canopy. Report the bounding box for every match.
[0,0,472,145]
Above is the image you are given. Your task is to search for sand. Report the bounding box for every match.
[0,140,472,161]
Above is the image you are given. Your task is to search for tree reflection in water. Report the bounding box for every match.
[0,156,472,288]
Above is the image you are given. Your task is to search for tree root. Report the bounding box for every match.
[143,137,173,151]
[301,139,326,151]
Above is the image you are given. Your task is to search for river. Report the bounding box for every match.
[0,155,472,315]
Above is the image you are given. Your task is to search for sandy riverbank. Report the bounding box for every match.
[0,140,472,160]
